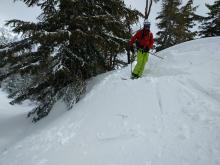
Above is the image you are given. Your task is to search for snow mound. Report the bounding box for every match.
[1,37,220,165]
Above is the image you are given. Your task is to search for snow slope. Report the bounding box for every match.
[0,90,34,151]
[1,37,220,165]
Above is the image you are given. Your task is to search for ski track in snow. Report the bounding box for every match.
[0,37,220,165]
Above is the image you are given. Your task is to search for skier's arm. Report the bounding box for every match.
[149,32,154,49]
[129,31,139,47]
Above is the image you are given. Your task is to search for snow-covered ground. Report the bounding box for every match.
[0,90,34,151]
[0,37,220,165]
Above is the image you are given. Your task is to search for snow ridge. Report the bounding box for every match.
[0,37,220,165]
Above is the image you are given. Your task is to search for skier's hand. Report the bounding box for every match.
[130,46,135,54]
[144,47,149,52]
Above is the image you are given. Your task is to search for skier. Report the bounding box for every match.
[129,20,154,79]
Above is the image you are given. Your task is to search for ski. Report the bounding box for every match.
[121,77,129,80]
[121,76,139,80]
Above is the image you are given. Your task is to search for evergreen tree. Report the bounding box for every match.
[156,0,199,51]
[199,0,220,37]
[0,27,27,95]
[0,27,16,47]
[0,0,141,122]
[176,0,199,43]
[156,0,182,51]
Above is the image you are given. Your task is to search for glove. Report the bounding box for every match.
[135,41,140,48]
[143,47,149,52]
[130,46,135,54]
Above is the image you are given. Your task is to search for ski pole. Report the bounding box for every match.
[127,45,132,75]
[130,51,136,75]
[149,52,164,60]
[131,57,133,75]
[130,51,133,75]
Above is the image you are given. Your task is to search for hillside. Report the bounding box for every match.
[0,37,220,165]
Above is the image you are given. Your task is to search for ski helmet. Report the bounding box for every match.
[144,20,151,29]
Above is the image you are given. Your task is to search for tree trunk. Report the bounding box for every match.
[145,0,153,20]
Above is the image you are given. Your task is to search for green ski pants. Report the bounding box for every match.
[133,49,149,77]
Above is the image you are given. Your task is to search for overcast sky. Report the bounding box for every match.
[125,0,213,34]
[125,0,213,15]
[0,0,41,26]
[0,0,214,33]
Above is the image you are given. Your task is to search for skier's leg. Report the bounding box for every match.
[132,50,143,77]
[137,52,149,77]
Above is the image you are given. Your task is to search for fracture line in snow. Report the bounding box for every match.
[156,83,164,115]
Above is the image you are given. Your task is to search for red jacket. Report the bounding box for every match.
[129,29,154,49]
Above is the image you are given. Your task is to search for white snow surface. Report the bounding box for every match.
[1,37,220,165]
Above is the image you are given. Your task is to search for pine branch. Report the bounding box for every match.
[1,0,141,122]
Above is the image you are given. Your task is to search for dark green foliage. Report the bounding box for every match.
[176,0,199,43]
[156,0,181,51]
[199,0,220,37]
[0,27,16,47]
[0,0,141,122]
[156,0,199,51]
